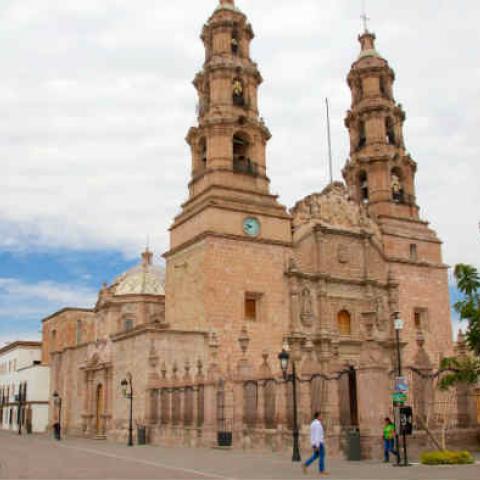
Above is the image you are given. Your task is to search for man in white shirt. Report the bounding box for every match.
[302,412,328,475]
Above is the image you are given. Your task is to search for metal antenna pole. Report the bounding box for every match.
[325,98,333,185]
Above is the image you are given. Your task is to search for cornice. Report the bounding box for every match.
[164,230,292,259]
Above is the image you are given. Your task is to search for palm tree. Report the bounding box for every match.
[453,264,480,355]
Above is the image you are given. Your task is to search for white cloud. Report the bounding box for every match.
[0,0,478,265]
[0,278,96,307]
[0,278,97,339]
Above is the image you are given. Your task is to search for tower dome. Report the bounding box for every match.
[112,249,165,297]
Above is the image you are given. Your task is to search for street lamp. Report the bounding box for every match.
[278,348,301,462]
[52,391,62,441]
[121,373,133,447]
[393,314,409,467]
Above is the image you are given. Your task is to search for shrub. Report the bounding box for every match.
[421,450,474,465]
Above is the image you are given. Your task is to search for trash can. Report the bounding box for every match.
[346,428,361,461]
[217,431,232,447]
[137,426,147,445]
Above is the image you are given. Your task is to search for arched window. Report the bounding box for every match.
[391,168,405,203]
[232,78,245,106]
[337,310,352,336]
[183,387,193,426]
[161,389,170,425]
[244,381,257,427]
[358,171,368,203]
[172,389,181,425]
[197,385,204,427]
[358,121,366,149]
[124,318,133,332]
[386,117,396,145]
[231,30,240,55]
[264,380,276,429]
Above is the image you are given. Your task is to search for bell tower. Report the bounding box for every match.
[343,29,453,361]
[343,31,419,221]
[165,1,292,363]
[169,0,290,252]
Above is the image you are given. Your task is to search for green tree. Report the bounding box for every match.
[453,263,480,355]
[438,356,480,391]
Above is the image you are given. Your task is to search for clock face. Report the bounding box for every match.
[243,217,260,237]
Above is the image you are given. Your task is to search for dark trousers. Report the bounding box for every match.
[305,444,326,472]
[383,438,396,462]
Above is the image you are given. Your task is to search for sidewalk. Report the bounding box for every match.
[0,431,478,479]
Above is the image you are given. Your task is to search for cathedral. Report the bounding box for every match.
[42,0,473,459]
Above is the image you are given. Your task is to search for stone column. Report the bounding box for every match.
[203,382,217,446]
[256,382,266,430]
[356,342,390,459]
[192,387,198,431]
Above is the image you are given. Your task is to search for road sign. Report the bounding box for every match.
[395,376,409,393]
[392,392,407,403]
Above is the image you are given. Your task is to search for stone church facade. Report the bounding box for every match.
[42,0,476,458]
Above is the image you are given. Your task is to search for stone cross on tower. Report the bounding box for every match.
[361,0,370,33]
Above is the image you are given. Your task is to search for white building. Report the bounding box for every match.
[0,341,50,433]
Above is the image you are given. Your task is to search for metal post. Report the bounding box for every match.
[58,397,62,440]
[394,328,401,465]
[291,362,301,462]
[128,379,133,447]
[17,384,22,435]
[395,329,402,377]
[393,320,410,467]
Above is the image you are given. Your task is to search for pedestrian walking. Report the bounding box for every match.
[383,417,397,463]
[302,412,328,475]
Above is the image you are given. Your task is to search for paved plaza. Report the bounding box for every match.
[0,431,479,480]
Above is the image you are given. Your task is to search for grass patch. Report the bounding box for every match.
[420,450,474,465]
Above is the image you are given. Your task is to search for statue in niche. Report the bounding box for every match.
[375,296,388,332]
[232,78,245,106]
[300,287,314,327]
[391,174,404,203]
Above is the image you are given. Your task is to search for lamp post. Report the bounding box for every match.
[121,374,133,447]
[278,348,301,462]
[393,314,409,467]
[52,391,62,440]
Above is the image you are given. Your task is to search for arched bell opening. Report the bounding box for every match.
[233,132,257,176]
[358,170,369,203]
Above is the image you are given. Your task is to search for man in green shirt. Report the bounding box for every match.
[383,417,398,463]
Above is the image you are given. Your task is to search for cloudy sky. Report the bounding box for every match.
[1,0,478,343]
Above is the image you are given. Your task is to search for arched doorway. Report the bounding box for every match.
[95,384,104,436]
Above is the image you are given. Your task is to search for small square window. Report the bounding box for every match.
[413,308,428,331]
[244,293,261,322]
